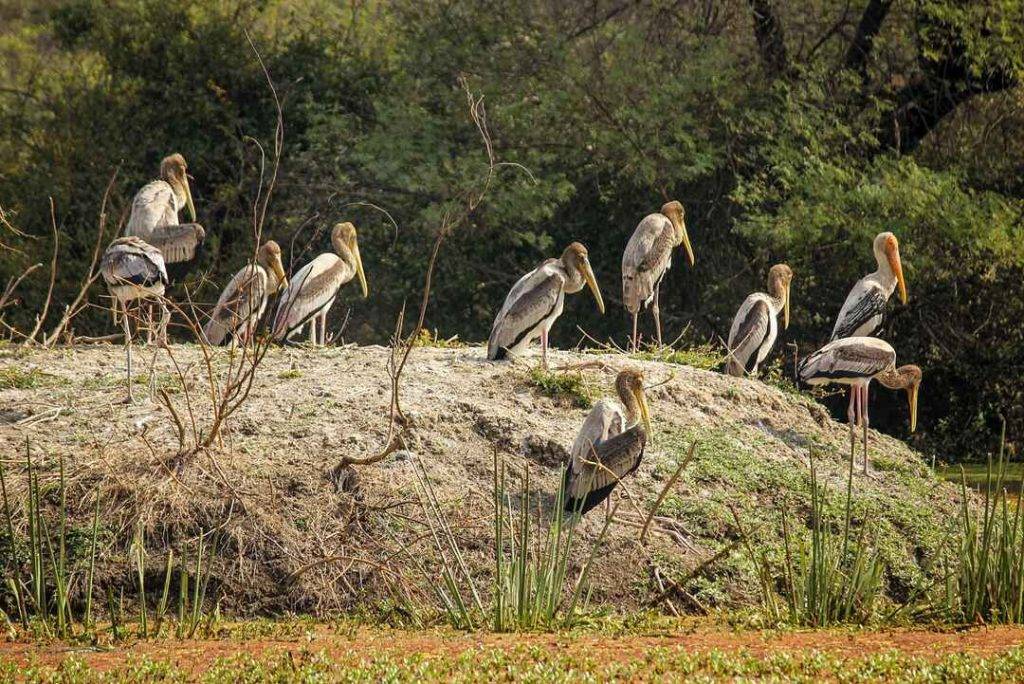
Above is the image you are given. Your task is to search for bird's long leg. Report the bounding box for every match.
[541,327,549,370]
[308,317,317,345]
[847,387,856,469]
[145,302,154,345]
[862,384,872,478]
[319,310,328,345]
[652,281,663,349]
[122,310,134,403]
[631,312,639,353]
[158,301,170,347]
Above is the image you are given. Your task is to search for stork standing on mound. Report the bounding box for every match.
[487,242,604,368]
[100,237,169,402]
[726,264,793,377]
[203,240,288,346]
[831,232,907,341]
[123,153,205,342]
[798,336,921,476]
[622,200,694,351]
[272,222,368,345]
[564,369,652,515]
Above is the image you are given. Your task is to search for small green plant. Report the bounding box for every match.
[940,420,1024,624]
[739,454,885,627]
[412,328,466,348]
[413,453,613,631]
[277,369,303,379]
[631,343,723,371]
[0,367,55,390]
[526,368,593,408]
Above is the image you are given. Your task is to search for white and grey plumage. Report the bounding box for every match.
[799,336,921,476]
[100,237,169,402]
[487,242,604,368]
[125,153,204,266]
[726,264,793,377]
[564,369,651,515]
[622,200,694,350]
[272,222,367,345]
[831,232,907,341]
[203,241,287,346]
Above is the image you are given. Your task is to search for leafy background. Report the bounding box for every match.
[2,0,1022,461]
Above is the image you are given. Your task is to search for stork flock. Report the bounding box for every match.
[99,155,920,514]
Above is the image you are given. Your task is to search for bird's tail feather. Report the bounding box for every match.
[622,275,650,315]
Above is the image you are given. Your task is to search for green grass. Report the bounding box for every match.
[0,366,58,390]
[277,369,303,380]
[627,342,723,371]
[525,368,594,409]
[412,328,467,348]
[9,645,1024,682]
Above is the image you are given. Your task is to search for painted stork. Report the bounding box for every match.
[798,336,921,476]
[564,369,651,515]
[622,200,694,351]
[272,222,367,345]
[203,240,288,346]
[831,232,907,340]
[100,237,169,402]
[125,153,205,269]
[487,242,604,368]
[726,264,793,377]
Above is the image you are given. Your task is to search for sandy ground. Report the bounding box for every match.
[0,343,958,613]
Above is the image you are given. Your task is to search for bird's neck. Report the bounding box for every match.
[333,239,357,271]
[667,215,685,246]
[876,365,906,390]
[871,250,896,289]
[617,384,640,426]
[561,259,584,294]
[167,178,187,212]
[767,281,786,313]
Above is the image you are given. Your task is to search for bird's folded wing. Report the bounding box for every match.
[727,298,770,369]
[569,399,625,465]
[144,223,206,264]
[831,282,887,340]
[566,428,646,498]
[126,181,176,236]
[488,272,562,353]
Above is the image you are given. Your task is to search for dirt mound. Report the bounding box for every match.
[0,343,959,616]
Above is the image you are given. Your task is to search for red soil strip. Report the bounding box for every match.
[4,625,1024,675]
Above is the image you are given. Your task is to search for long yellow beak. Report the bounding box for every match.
[634,388,653,440]
[888,248,907,305]
[907,385,918,433]
[183,175,196,223]
[783,283,791,330]
[679,220,695,267]
[353,239,368,298]
[271,257,287,293]
[582,261,604,314]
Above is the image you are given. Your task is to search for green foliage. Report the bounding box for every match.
[1,0,1022,460]
[940,424,1024,624]
[0,367,56,390]
[526,368,594,409]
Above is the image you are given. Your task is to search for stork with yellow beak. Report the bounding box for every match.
[203,240,288,346]
[726,264,793,377]
[564,369,652,515]
[272,222,367,345]
[622,200,694,351]
[798,337,921,477]
[125,153,204,264]
[487,242,604,368]
[831,232,907,341]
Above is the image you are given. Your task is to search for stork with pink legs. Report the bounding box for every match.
[798,336,921,477]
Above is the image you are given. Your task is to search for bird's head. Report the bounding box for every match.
[159,153,195,222]
[661,200,694,267]
[332,222,368,298]
[561,242,604,315]
[258,240,287,293]
[615,369,652,437]
[874,232,906,305]
[898,364,922,433]
[768,263,794,329]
